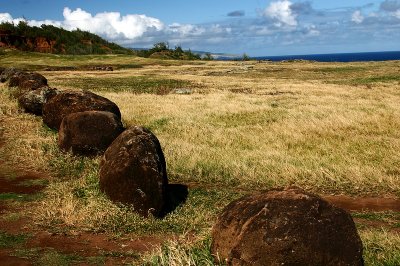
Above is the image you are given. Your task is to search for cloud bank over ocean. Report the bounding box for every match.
[1,1,400,55]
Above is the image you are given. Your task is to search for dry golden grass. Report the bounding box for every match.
[98,75,400,195]
[1,52,400,265]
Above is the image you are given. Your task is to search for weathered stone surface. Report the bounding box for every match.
[18,86,59,116]
[99,126,168,217]
[58,111,124,156]
[8,72,47,90]
[0,67,23,83]
[42,90,121,130]
[212,187,363,266]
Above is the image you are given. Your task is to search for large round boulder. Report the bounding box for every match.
[42,90,121,130]
[18,86,59,116]
[211,187,363,266]
[99,126,168,217]
[58,111,124,156]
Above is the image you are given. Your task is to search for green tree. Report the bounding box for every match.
[203,53,214,60]
[242,53,250,61]
[152,42,169,52]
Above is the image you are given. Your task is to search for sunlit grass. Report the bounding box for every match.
[1,52,400,265]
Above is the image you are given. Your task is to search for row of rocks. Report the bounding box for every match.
[1,67,364,265]
[46,91,167,217]
[1,67,168,217]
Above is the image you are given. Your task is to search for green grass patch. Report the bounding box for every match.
[332,75,400,86]
[351,75,400,84]
[107,187,240,234]
[37,176,240,235]
[12,248,41,259]
[53,76,194,94]
[0,192,42,201]
[361,229,400,266]
[37,250,83,266]
[2,212,22,222]
[314,66,366,73]
[18,179,49,187]
[352,212,400,222]
[14,248,105,265]
[0,231,28,248]
[145,118,171,132]
[111,63,143,70]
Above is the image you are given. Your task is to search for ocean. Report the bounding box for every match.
[253,51,400,62]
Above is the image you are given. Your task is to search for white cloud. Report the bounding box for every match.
[380,0,400,12]
[0,13,14,22]
[1,3,400,56]
[167,23,205,36]
[0,12,24,24]
[263,0,298,27]
[352,10,364,24]
[304,24,320,36]
[61,8,164,40]
[0,8,164,42]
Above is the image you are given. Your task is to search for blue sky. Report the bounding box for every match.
[1,0,400,56]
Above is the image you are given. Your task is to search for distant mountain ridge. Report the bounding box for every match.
[0,21,131,55]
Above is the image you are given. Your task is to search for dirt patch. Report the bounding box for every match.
[0,217,31,235]
[26,232,163,257]
[0,173,46,194]
[0,250,32,266]
[323,195,400,212]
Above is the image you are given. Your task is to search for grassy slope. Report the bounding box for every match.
[0,51,399,265]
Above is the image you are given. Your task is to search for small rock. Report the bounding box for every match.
[58,111,124,156]
[0,67,23,83]
[18,86,59,116]
[173,88,192,95]
[8,72,47,90]
[42,90,121,130]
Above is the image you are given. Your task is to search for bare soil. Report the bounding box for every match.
[323,195,400,212]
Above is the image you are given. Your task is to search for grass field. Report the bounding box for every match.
[1,50,399,265]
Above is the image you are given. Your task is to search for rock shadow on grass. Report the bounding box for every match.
[161,184,189,217]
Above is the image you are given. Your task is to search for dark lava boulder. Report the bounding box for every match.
[0,67,23,83]
[99,126,168,217]
[211,187,363,266]
[8,72,47,90]
[18,86,59,116]
[58,111,124,156]
[42,90,121,130]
